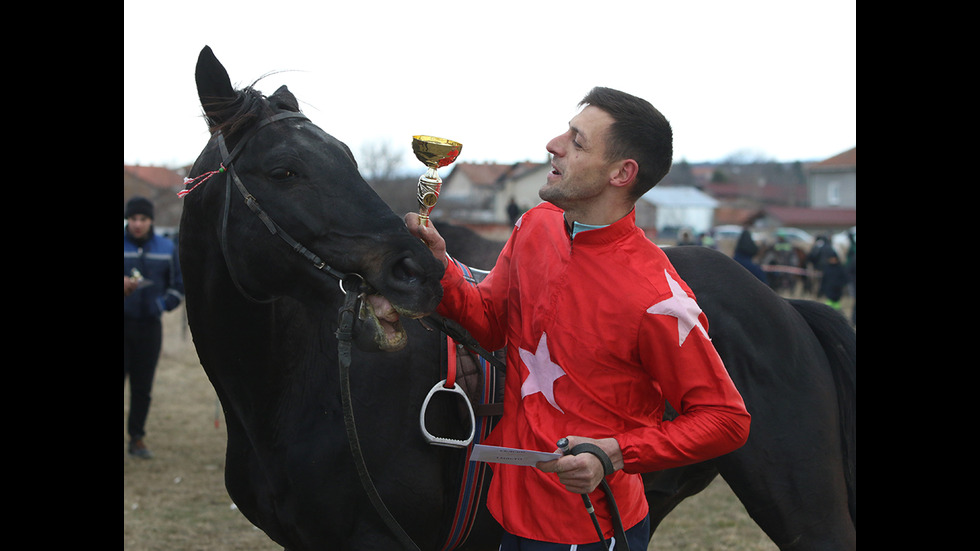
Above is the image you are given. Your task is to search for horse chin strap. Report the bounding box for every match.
[219,163,278,304]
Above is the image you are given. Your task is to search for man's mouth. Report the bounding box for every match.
[547,164,562,183]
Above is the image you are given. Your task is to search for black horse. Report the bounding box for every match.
[181,46,500,550]
[181,46,855,551]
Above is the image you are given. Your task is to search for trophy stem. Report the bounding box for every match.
[417,169,442,227]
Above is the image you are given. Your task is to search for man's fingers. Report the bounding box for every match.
[403,212,449,267]
[536,458,560,473]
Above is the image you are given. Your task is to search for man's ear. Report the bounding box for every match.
[608,158,639,189]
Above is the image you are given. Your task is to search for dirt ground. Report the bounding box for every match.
[124,292,848,549]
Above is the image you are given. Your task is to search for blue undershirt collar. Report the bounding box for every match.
[572,222,609,239]
[568,219,609,239]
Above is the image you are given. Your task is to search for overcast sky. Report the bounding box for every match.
[123,1,856,171]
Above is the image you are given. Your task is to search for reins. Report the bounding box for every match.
[336,279,423,551]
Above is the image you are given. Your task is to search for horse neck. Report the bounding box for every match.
[185,233,343,427]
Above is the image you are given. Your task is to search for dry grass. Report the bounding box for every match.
[123,307,277,551]
[124,305,809,550]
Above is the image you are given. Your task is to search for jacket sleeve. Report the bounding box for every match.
[616,296,750,474]
[436,236,515,353]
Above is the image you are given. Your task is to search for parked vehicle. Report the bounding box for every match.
[711,225,764,243]
[771,227,814,248]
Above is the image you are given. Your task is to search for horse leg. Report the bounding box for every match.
[642,462,719,541]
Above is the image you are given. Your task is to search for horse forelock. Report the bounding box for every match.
[203,85,272,139]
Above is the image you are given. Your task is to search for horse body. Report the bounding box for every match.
[657,246,855,550]
[180,46,854,551]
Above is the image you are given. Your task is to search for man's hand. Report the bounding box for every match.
[536,436,624,494]
[404,213,449,268]
[124,276,139,297]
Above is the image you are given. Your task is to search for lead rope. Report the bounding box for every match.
[336,275,421,551]
[557,438,630,551]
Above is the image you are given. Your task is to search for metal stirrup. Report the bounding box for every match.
[419,381,476,448]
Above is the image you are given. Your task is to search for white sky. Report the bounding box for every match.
[123,1,856,170]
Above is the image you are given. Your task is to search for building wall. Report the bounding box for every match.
[809,170,856,208]
[499,165,550,221]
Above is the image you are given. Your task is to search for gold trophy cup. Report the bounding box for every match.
[412,135,462,227]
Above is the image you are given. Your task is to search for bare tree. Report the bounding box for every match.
[358,138,405,181]
[723,148,775,164]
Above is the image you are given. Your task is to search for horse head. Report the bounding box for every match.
[181,46,443,352]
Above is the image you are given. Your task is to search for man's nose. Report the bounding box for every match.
[546,135,563,157]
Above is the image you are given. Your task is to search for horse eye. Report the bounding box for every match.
[270,168,297,180]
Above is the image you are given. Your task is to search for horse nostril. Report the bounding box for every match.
[391,257,421,283]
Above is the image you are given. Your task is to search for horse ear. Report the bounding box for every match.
[269,85,300,113]
[195,46,237,127]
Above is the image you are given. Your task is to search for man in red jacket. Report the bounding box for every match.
[406,87,750,550]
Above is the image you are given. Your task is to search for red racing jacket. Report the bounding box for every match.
[437,202,750,544]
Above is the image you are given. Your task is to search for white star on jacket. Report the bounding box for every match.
[519,332,567,413]
[646,269,710,346]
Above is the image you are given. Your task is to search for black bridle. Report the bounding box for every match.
[213,111,367,302]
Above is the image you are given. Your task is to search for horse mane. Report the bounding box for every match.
[202,69,302,134]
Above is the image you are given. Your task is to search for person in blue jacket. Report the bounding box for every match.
[124,197,184,459]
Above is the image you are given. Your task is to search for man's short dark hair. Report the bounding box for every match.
[580,87,673,199]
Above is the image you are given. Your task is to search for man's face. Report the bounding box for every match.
[126,214,152,240]
[540,105,617,209]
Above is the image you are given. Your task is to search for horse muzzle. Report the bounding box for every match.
[357,294,410,352]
